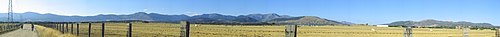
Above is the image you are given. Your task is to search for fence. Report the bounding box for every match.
[30,22,500,37]
[0,23,25,34]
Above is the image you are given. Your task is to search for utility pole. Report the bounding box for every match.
[7,0,14,30]
[8,0,14,24]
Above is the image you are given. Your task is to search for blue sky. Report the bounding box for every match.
[0,0,499,25]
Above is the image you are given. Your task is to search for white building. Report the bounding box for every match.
[376,25,389,27]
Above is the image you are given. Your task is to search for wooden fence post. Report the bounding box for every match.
[71,23,74,34]
[127,22,132,37]
[63,23,66,33]
[463,26,469,37]
[68,23,71,33]
[285,25,297,37]
[77,23,79,36]
[180,21,190,37]
[88,23,92,37]
[55,24,58,31]
[67,23,69,33]
[101,22,105,37]
[1,25,3,31]
[404,26,412,37]
[495,28,499,37]
[60,24,63,32]
[56,24,58,31]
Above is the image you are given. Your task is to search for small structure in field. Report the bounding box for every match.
[375,25,389,27]
[371,28,377,32]
[429,29,433,32]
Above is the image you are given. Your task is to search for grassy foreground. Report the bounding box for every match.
[34,25,77,37]
[44,23,496,37]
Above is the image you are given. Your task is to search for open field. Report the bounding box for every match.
[298,26,495,37]
[40,23,496,37]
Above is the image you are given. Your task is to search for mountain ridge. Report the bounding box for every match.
[1,12,351,25]
[383,19,494,28]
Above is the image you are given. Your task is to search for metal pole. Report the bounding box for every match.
[180,21,190,37]
[285,25,297,37]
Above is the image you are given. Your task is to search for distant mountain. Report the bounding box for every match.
[0,12,352,25]
[339,21,355,25]
[185,13,258,23]
[266,16,344,25]
[243,13,291,22]
[383,19,494,28]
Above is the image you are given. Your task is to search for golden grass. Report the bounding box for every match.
[52,23,497,37]
[298,26,495,37]
[35,25,77,37]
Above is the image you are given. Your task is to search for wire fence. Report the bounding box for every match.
[15,22,500,37]
[0,23,23,34]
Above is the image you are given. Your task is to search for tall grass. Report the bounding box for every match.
[35,25,77,37]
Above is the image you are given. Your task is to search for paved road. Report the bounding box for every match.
[0,24,38,37]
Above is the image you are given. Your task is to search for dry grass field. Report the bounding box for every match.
[298,26,495,37]
[34,25,77,37]
[43,23,496,37]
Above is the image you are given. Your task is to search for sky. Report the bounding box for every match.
[0,0,499,25]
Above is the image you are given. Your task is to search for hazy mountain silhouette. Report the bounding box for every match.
[1,12,351,25]
[243,13,291,22]
[267,16,345,25]
[383,19,493,28]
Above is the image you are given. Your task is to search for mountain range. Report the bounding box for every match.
[1,12,494,27]
[0,12,350,25]
[383,19,494,28]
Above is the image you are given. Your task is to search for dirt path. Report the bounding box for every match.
[0,24,38,37]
